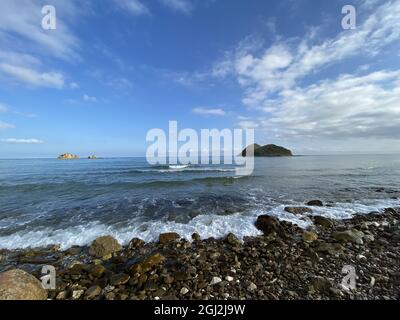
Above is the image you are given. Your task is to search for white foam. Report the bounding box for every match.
[0,198,399,250]
[0,213,263,250]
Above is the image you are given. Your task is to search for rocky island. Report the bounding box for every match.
[58,153,79,160]
[241,144,293,157]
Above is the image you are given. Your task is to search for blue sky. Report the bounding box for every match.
[0,0,400,158]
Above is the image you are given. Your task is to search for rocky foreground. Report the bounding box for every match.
[0,205,399,300]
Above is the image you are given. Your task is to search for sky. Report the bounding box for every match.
[0,0,399,158]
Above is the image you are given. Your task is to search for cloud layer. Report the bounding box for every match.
[214,0,400,142]
[0,138,44,144]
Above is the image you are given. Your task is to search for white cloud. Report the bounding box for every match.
[1,138,44,144]
[255,70,400,139]
[237,120,259,129]
[0,63,65,89]
[160,0,193,14]
[114,0,150,15]
[216,1,400,108]
[192,107,226,116]
[83,94,97,102]
[0,122,14,130]
[0,1,82,88]
[0,0,80,60]
[208,0,400,149]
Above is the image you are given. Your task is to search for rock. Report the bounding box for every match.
[364,234,375,242]
[58,153,79,160]
[163,275,175,284]
[180,287,189,295]
[210,277,222,285]
[128,253,165,274]
[225,233,240,246]
[0,269,47,300]
[90,264,106,278]
[315,242,344,255]
[56,291,67,300]
[370,276,376,287]
[72,290,84,300]
[247,282,257,291]
[89,236,122,258]
[311,276,333,293]
[159,232,180,244]
[333,229,364,244]
[225,276,234,282]
[174,271,191,281]
[192,233,201,241]
[128,238,145,250]
[284,207,313,215]
[66,246,81,255]
[313,216,334,228]
[307,200,324,206]
[88,155,97,159]
[255,215,285,236]
[303,231,318,242]
[110,273,130,286]
[85,285,102,300]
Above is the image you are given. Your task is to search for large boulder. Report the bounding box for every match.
[89,236,122,258]
[255,215,285,236]
[0,269,47,300]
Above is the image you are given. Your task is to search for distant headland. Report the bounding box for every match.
[241,144,293,157]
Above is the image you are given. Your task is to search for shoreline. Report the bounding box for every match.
[1,207,399,300]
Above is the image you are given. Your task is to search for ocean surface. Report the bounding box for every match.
[0,155,400,249]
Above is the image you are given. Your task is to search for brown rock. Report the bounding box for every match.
[0,269,47,300]
[332,229,364,244]
[110,273,130,286]
[84,285,102,300]
[128,238,145,250]
[313,216,334,228]
[89,236,122,258]
[311,276,333,293]
[255,215,285,236]
[192,233,201,241]
[128,253,166,274]
[303,231,318,242]
[90,264,106,278]
[159,232,180,244]
[225,233,240,246]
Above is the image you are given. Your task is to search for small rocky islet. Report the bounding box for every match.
[0,203,399,300]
